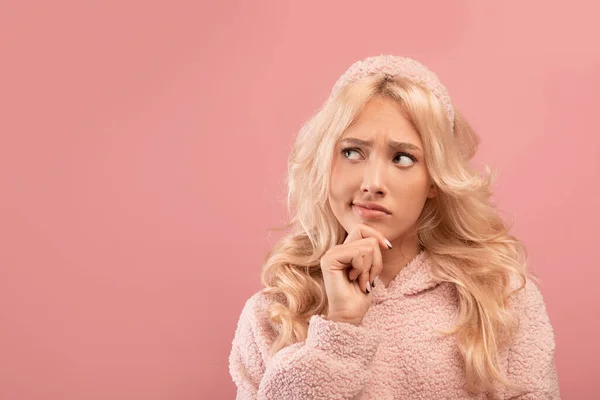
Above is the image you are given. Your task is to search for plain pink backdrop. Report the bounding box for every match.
[1,1,598,399]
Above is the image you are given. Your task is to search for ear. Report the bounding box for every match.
[427,184,438,199]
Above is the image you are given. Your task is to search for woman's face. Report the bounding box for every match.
[328,96,437,244]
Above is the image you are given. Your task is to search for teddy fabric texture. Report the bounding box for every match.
[329,55,455,129]
[228,251,560,399]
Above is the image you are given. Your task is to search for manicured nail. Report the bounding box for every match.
[384,239,392,249]
[371,279,376,288]
[366,281,371,294]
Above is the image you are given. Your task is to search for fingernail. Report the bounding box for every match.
[366,281,371,294]
[371,279,376,288]
[384,239,392,249]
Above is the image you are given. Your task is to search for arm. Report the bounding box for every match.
[229,293,381,400]
[505,279,561,399]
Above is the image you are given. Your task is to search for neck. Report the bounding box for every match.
[379,236,422,287]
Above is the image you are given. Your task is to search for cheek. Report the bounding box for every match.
[329,165,350,201]
[329,180,350,208]
[391,174,431,205]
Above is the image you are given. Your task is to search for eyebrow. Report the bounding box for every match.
[339,137,422,152]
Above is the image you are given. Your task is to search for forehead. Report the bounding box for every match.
[340,97,420,143]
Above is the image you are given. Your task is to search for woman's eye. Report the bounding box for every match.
[394,153,416,166]
[342,148,416,166]
[342,148,361,160]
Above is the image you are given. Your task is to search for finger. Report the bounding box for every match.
[361,247,373,293]
[345,239,379,290]
[343,223,392,250]
[351,247,369,273]
[370,241,383,287]
[344,237,380,250]
[350,253,365,292]
[345,238,377,283]
[327,244,373,271]
[349,252,373,292]
[327,244,375,292]
[348,267,361,282]
[346,237,384,289]
[358,270,371,294]
[325,247,362,270]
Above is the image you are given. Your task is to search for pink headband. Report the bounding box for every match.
[330,55,455,132]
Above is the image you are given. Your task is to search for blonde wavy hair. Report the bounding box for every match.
[260,74,530,394]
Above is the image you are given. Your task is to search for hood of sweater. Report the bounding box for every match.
[371,250,442,304]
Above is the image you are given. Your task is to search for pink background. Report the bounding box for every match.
[1,1,598,399]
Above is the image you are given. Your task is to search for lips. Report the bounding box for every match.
[352,204,390,219]
[352,201,391,214]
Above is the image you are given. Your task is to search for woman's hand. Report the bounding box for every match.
[319,223,391,326]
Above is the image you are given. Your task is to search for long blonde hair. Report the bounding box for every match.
[260,74,529,394]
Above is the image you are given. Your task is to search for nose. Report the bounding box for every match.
[360,157,387,196]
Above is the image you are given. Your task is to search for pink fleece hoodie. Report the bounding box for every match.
[229,251,560,399]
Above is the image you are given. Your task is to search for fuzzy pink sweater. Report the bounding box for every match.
[229,251,560,399]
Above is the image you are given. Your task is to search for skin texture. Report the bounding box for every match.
[328,97,437,287]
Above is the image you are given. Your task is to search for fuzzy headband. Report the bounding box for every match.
[329,55,455,132]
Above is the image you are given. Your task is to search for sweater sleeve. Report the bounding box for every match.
[228,292,381,400]
[504,279,561,399]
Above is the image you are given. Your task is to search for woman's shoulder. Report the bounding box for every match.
[239,289,285,321]
[507,273,548,312]
[229,290,283,387]
[501,274,559,397]
[240,290,275,313]
[507,273,556,341]
[234,289,284,343]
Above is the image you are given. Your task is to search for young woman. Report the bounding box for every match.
[229,55,560,399]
